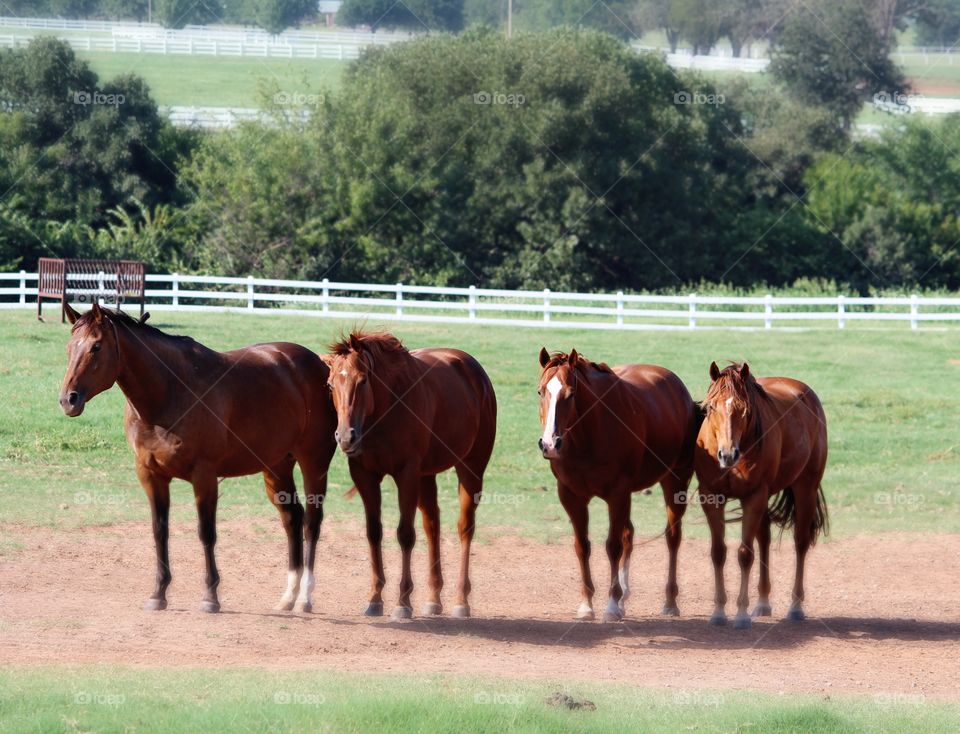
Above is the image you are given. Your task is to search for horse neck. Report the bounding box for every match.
[369,354,421,410]
[114,324,200,423]
[744,384,769,450]
[569,368,615,448]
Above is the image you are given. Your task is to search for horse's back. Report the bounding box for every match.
[760,376,828,482]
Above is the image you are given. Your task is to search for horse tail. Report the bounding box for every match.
[344,485,359,500]
[768,485,830,544]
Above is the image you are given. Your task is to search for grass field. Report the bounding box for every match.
[1,310,957,540]
[1,667,957,733]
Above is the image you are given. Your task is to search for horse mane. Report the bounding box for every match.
[543,350,614,375]
[329,330,415,380]
[703,362,770,446]
[72,306,193,344]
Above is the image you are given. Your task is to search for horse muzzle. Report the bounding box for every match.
[59,389,86,417]
[539,435,562,459]
[335,427,362,456]
[717,447,741,469]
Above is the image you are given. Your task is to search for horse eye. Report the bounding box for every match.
[91,343,101,353]
[537,389,542,397]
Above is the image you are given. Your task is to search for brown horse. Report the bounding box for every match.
[695,362,828,629]
[324,331,496,620]
[58,303,337,613]
[537,348,701,622]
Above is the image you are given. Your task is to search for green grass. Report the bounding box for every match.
[77,52,346,107]
[1,310,958,538]
[1,666,957,734]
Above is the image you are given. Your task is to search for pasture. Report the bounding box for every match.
[2,310,959,731]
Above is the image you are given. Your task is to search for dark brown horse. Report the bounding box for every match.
[58,303,337,613]
[696,362,828,629]
[537,348,701,622]
[324,331,496,620]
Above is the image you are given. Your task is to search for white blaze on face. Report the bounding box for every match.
[541,375,564,450]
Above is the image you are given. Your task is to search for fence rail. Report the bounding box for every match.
[1,272,957,330]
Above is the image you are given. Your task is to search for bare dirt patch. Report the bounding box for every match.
[1,517,958,698]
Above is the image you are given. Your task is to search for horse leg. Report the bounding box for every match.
[660,474,689,616]
[352,468,386,616]
[789,484,817,621]
[557,483,595,620]
[702,493,727,625]
[192,470,221,613]
[418,475,443,616]
[733,492,767,629]
[602,492,629,623]
[137,465,171,611]
[452,465,482,618]
[295,452,331,614]
[263,457,304,612]
[753,509,773,617]
[392,467,420,620]
[618,517,633,616]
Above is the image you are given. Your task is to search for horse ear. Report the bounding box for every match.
[138,311,151,324]
[349,333,363,352]
[91,302,104,322]
[569,349,579,367]
[538,347,550,368]
[64,301,80,324]
[739,362,751,380]
[709,361,721,381]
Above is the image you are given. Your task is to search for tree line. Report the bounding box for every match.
[1,22,958,293]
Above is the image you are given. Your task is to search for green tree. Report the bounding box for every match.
[338,0,465,31]
[770,1,905,130]
[254,0,314,34]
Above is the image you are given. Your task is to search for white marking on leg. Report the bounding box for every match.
[618,557,631,603]
[604,596,621,620]
[296,569,315,606]
[577,600,594,617]
[280,569,299,605]
[541,376,563,450]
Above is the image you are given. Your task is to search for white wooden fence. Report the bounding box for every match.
[2,271,958,330]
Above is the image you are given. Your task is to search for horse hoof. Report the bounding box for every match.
[733,613,752,630]
[709,612,727,626]
[451,605,471,619]
[199,600,221,614]
[143,598,167,611]
[576,609,595,621]
[752,602,772,617]
[787,608,806,622]
[294,601,313,614]
[602,610,623,623]
[391,606,413,621]
[421,602,443,616]
[661,604,681,617]
[274,599,295,612]
[363,602,384,617]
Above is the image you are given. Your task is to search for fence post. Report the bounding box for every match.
[910,294,919,330]
[322,278,329,313]
[247,275,255,310]
[468,284,477,320]
[543,288,551,322]
[98,270,105,305]
[396,283,403,317]
[764,294,773,329]
[616,291,624,326]
[172,273,179,307]
[688,293,696,329]
[837,294,845,329]
[19,269,26,305]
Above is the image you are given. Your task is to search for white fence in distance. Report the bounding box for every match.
[2,271,958,330]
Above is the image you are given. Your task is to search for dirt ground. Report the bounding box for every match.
[2,516,959,698]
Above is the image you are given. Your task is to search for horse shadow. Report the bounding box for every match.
[321,613,960,651]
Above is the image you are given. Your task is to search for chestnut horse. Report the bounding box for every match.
[325,331,496,620]
[58,303,337,613]
[537,348,701,622]
[696,362,828,629]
